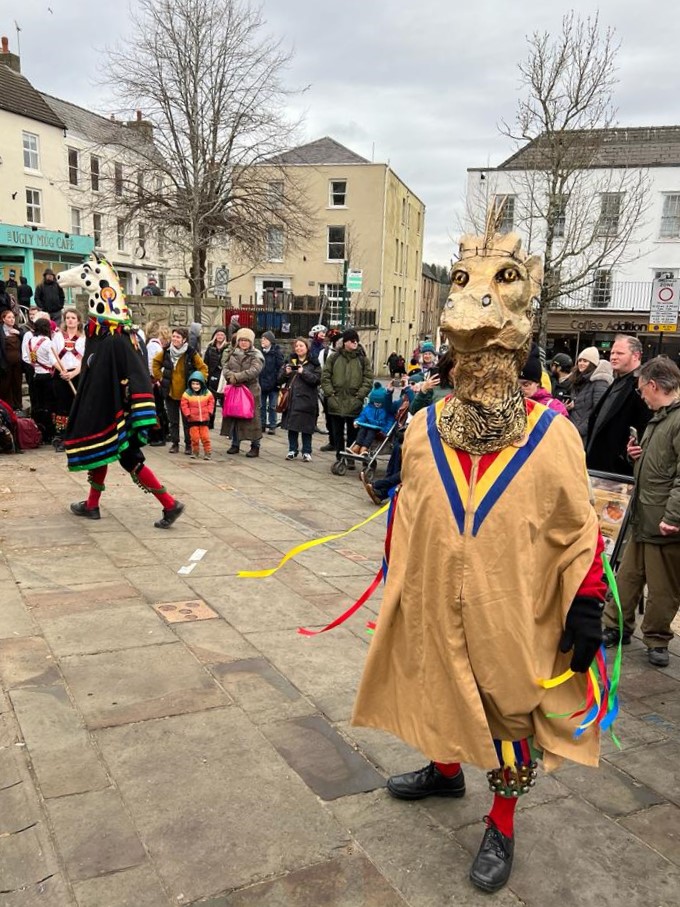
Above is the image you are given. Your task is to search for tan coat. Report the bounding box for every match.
[352,399,601,772]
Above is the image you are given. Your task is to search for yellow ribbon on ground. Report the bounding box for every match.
[238,502,390,578]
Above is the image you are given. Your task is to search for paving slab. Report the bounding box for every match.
[1,873,73,907]
[0,779,41,834]
[0,637,61,689]
[263,715,385,800]
[59,643,229,729]
[0,825,59,893]
[221,853,408,906]
[329,790,523,907]
[10,548,122,590]
[454,795,680,907]
[95,709,350,902]
[619,802,680,868]
[209,656,313,724]
[607,740,680,806]
[72,864,173,907]
[22,581,139,614]
[46,787,147,882]
[0,586,38,639]
[9,685,109,798]
[39,600,176,656]
[556,760,665,816]
[598,708,668,755]
[172,620,259,665]
[119,565,199,604]
[92,531,159,568]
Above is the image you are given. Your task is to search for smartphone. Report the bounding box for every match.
[629,426,639,444]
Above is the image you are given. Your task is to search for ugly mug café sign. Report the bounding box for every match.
[2,225,93,255]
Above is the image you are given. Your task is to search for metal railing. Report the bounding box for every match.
[223,302,377,337]
[554,282,657,312]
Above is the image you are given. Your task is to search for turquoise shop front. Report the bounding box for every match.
[0,222,94,301]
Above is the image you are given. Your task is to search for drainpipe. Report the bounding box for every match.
[375,163,389,373]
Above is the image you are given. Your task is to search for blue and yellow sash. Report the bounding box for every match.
[425,399,557,536]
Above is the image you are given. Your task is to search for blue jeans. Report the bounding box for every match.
[260,389,278,430]
[288,430,312,455]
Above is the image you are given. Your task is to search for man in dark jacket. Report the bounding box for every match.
[259,331,284,434]
[141,276,162,297]
[321,329,374,467]
[602,357,680,667]
[586,334,651,476]
[17,277,33,307]
[550,353,573,401]
[34,269,66,325]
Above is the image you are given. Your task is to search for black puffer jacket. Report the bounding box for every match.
[203,340,229,392]
[34,280,65,315]
[278,355,321,435]
[260,344,285,393]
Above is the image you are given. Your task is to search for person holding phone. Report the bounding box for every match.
[278,337,321,461]
[602,357,680,667]
[567,347,613,444]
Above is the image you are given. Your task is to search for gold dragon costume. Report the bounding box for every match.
[352,231,608,893]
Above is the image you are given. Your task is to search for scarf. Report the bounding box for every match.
[169,341,188,368]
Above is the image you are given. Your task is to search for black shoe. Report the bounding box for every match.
[149,440,166,447]
[648,647,670,667]
[319,442,335,452]
[267,428,276,435]
[603,627,631,648]
[70,501,101,520]
[245,446,259,458]
[469,820,514,893]
[54,441,65,453]
[184,447,192,455]
[168,444,179,454]
[154,500,185,529]
[386,762,466,800]
[226,446,240,455]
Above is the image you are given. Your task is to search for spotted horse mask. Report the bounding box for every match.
[439,231,543,454]
[56,254,132,331]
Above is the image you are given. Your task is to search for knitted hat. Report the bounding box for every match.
[262,331,276,343]
[420,341,436,354]
[577,346,600,367]
[368,382,387,405]
[520,351,542,383]
[235,327,255,343]
[211,327,227,340]
[341,329,360,344]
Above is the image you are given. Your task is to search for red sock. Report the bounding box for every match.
[135,465,175,509]
[434,761,461,778]
[488,794,517,838]
[86,466,108,508]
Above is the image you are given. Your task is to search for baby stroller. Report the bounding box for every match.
[330,396,410,479]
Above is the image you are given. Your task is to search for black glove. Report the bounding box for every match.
[559,596,603,673]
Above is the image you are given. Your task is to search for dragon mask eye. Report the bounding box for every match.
[496,267,521,283]
[451,270,469,287]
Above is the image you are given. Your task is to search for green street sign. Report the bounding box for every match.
[346,268,363,292]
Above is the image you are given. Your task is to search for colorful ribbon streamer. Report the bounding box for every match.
[237,502,389,578]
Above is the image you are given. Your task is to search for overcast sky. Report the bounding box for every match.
[7,0,680,264]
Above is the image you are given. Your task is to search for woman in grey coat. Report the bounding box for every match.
[220,327,264,457]
[567,346,613,444]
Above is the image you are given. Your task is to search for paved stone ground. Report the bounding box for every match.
[2,433,680,906]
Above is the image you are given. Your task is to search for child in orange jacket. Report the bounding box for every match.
[180,371,215,459]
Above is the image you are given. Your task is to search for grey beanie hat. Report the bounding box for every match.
[262,331,276,343]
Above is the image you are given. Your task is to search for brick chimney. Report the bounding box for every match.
[0,36,21,73]
[125,109,154,142]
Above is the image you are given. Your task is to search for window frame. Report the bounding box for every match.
[116,217,126,252]
[114,162,124,197]
[93,213,103,247]
[68,148,80,187]
[659,193,680,240]
[591,268,612,307]
[328,179,347,208]
[327,225,346,261]
[268,180,284,208]
[70,206,82,236]
[90,155,100,192]
[25,187,42,225]
[493,194,515,233]
[22,132,40,171]
[597,193,622,238]
[266,225,284,262]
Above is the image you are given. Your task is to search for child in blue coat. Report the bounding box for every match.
[349,382,400,454]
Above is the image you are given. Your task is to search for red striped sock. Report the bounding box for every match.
[86,466,108,508]
[135,465,175,509]
[434,761,462,778]
[488,793,517,838]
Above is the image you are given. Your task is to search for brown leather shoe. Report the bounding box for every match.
[360,471,384,506]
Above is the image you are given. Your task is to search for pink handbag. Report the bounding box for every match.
[222,384,255,419]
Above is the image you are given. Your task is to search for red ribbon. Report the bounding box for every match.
[298,567,384,637]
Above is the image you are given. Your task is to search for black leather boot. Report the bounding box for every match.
[154,501,185,529]
[70,500,101,520]
[469,819,514,893]
[386,762,466,800]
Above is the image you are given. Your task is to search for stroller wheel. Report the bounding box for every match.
[331,460,347,476]
[364,463,376,482]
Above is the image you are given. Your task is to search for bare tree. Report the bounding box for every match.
[99,0,314,322]
[471,13,649,348]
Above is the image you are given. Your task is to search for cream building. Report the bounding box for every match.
[0,38,170,298]
[226,138,426,370]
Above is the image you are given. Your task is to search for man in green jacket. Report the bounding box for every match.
[321,329,374,466]
[603,356,680,667]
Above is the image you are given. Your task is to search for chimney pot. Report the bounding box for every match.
[136,109,142,121]
[1,36,9,53]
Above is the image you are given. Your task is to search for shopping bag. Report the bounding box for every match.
[222,384,255,419]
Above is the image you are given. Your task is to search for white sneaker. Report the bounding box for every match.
[302,453,312,462]
[286,450,298,460]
